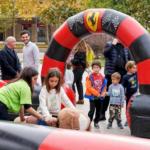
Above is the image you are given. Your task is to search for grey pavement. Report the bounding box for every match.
[17,53,131,136]
[77,71,130,136]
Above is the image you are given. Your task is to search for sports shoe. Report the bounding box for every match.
[94,123,100,129]
[124,121,128,126]
[118,122,124,129]
[107,123,112,129]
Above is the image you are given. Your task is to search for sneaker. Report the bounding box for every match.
[118,123,124,129]
[107,123,112,129]
[76,100,84,104]
[94,123,100,129]
[124,121,128,126]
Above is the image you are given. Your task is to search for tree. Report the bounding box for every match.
[88,0,150,31]
[39,0,88,43]
[0,0,16,36]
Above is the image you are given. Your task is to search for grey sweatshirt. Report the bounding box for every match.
[23,41,40,70]
[108,83,125,105]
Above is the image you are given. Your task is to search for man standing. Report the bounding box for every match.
[101,38,132,120]
[0,36,21,80]
[20,30,40,71]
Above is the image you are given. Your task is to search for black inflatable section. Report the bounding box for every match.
[0,122,49,150]
[8,85,41,121]
[130,95,150,138]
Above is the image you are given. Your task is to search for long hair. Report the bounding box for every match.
[9,67,38,93]
[44,68,62,93]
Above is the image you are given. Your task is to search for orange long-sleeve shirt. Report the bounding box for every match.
[85,73,106,97]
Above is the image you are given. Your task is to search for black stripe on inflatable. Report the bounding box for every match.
[139,85,150,95]
[67,12,90,38]
[46,38,70,62]
[0,122,50,150]
[102,9,126,36]
[129,33,150,63]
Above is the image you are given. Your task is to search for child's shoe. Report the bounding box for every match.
[124,121,128,126]
[118,122,124,129]
[94,123,100,129]
[107,122,112,129]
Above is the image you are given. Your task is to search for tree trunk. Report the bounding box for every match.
[45,24,50,44]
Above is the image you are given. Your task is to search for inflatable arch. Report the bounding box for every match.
[41,9,150,137]
[41,8,150,95]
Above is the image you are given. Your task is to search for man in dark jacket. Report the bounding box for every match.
[101,38,132,120]
[0,36,21,80]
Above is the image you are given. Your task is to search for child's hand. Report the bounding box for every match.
[45,117,58,127]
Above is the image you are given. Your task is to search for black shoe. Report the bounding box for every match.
[107,123,112,129]
[99,116,106,121]
[124,121,128,127]
[118,123,124,129]
[94,123,100,129]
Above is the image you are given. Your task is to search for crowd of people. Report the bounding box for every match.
[0,31,138,131]
[66,38,138,130]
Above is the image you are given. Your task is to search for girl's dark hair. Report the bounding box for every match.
[10,67,38,93]
[45,68,62,93]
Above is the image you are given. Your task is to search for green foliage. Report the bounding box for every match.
[39,0,88,25]
[88,0,150,31]
[0,0,15,32]
[0,0,149,32]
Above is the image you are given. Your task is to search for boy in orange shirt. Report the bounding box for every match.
[85,60,107,129]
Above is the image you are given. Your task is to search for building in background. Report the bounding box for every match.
[0,17,55,43]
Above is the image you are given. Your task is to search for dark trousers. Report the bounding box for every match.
[88,99,103,123]
[72,67,84,100]
[0,102,8,120]
[126,94,133,108]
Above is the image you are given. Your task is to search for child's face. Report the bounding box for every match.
[111,77,120,84]
[92,65,100,73]
[32,75,38,87]
[49,76,59,89]
[128,65,137,74]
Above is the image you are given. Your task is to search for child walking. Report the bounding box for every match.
[107,72,125,129]
[85,60,107,129]
[122,61,138,126]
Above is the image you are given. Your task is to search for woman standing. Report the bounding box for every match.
[71,41,86,104]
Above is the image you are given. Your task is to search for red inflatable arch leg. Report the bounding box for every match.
[41,8,150,138]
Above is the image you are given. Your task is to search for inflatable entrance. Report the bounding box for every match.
[41,9,150,138]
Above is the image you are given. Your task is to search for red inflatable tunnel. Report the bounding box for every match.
[41,8,150,138]
[0,122,150,150]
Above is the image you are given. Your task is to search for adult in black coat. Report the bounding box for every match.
[101,38,132,120]
[71,41,86,104]
[0,36,21,80]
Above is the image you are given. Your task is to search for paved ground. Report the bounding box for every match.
[17,53,131,136]
[77,71,130,136]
